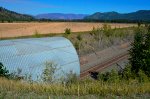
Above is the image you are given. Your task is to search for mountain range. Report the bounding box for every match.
[85,10,150,21]
[0,7,150,22]
[0,7,34,21]
[35,13,88,20]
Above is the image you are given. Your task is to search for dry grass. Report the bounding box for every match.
[0,77,149,98]
[0,22,136,38]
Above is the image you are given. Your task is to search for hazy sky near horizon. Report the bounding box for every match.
[0,0,150,15]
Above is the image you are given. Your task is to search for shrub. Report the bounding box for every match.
[129,28,145,75]
[107,70,120,83]
[142,31,150,76]
[98,72,111,81]
[74,41,80,50]
[0,62,9,77]
[90,27,97,35]
[129,27,150,76]
[138,70,149,83]
[33,30,41,38]
[90,27,102,41]
[98,70,120,83]
[102,24,112,37]
[41,62,59,83]
[76,34,82,41]
[8,68,24,80]
[137,22,142,27]
[65,71,78,85]
[121,65,133,80]
[64,28,71,35]
[64,28,71,38]
[144,23,149,28]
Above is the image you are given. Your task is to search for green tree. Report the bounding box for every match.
[129,28,145,74]
[0,62,9,77]
[64,28,71,35]
[142,28,150,76]
[64,28,71,38]
[129,27,150,76]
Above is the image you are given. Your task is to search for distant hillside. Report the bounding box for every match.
[85,10,150,21]
[35,13,89,20]
[1,6,150,23]
[0,7,35,22]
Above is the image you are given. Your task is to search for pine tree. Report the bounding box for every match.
[142,26,150,76]
[129,27,150,76]
[129,28,145,74]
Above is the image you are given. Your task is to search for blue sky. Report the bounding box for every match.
[0,0,150,15]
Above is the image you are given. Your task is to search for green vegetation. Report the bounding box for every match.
[0,7,34,22]
[33,30,41,38]
[41,62,59,83]
[0,25,134,56]
[65,28,71,34]
[0,77,149,98]
[84,10,150,23]
[102,23,112,37]
[129,25,150,76]
[1,24,150,98]
[63,28,72,38]
[76,34,82,41]
[69,25,134,56]
[98,25,150,82]
[0,62,9,77]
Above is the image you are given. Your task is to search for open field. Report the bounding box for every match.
[0,22,136,38]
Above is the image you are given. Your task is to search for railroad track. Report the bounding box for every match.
[80,52,129,78]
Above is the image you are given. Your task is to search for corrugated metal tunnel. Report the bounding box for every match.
[0,37,80,81]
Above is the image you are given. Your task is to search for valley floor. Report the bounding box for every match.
[0,22,136,38]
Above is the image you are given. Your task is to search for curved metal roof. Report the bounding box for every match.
[0,37,80,81]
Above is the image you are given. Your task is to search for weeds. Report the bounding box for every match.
[74,41,80,50]
[102,24,112,37]
[0,77,149,97]
[64,28,71,38]
[41,61,59,83]
[33,30,41,38]
[76,34,82,41]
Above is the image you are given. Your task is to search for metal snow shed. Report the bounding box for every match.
[0,37,80,81]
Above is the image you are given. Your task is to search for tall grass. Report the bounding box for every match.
[69,25,135,56]
[0,77,150,97]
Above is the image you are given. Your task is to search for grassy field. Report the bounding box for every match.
[0,77,149,98]
[0,22,136,38]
